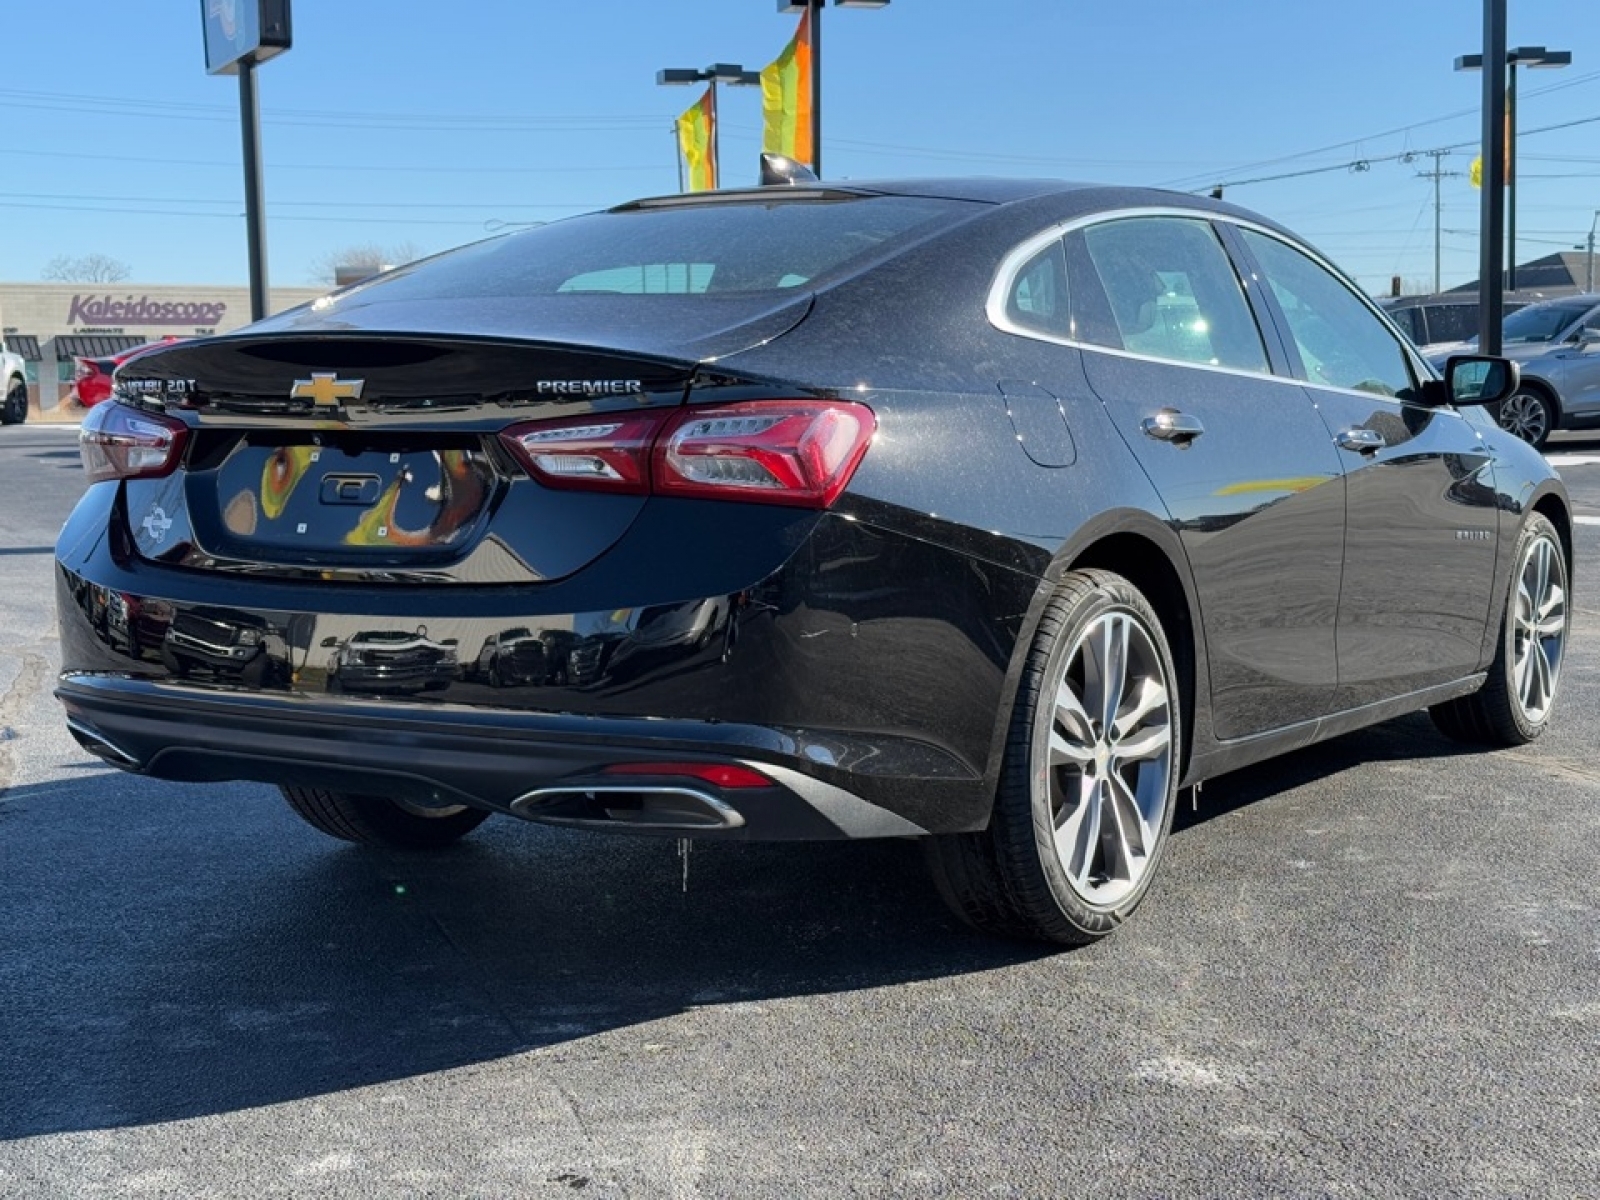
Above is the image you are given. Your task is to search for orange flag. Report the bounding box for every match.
[761,9,813,168]
[678,86,717,191]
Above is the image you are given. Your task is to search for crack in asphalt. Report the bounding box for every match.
[0,648,52,795]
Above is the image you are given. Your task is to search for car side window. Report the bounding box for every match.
[1003,240,1071,337]
[1074,216,1269,373]
[1240,229,1416,398]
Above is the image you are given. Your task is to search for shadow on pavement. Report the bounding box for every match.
[0,774,1046,1139]
[0,710,1514,1140]
[1174,710,1483,832]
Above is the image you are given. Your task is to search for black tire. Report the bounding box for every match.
[1496,387,1555,450]
[1,379,26,426]
[926,569,1181,945]
[1430,513,1568,746]
[280,785,491,848]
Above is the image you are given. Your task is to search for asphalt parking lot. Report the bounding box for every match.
[2,423,1598,1199]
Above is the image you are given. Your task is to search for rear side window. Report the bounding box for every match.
[1075,217,1269,373]
[344,194,978,301]
[1387,307,1424,343]
[1003,241,1071,337]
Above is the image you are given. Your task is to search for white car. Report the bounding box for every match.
[0,338,26,425]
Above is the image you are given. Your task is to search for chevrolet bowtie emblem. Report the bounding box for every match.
[291,373,365,409]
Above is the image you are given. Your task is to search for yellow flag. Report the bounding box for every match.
[677,87,717,192]
[760,9,813,168]
[1470,156,1482,189]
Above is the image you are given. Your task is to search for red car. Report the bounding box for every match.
[71,338,185,407]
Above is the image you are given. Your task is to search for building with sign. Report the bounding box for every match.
[0,281,324,415]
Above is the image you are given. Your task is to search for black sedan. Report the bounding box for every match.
[55,175,1570,945]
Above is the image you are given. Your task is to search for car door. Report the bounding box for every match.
[1542,304,1600,420]
[1062,214,1347,741]
[1232,226,1501,708]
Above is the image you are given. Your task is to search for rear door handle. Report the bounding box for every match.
[1142,408,1205,446]
[1335,428,1385,455]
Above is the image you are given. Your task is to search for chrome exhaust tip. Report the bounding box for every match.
[510,784,746,832]
[65,718,144,771]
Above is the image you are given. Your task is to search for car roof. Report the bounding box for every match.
[615,177,1097,209]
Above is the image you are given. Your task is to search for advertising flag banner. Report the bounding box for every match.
[761,9,813,167]
[678,87,717,192]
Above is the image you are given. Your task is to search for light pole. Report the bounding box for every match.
[1586,210,1600,294]
[776,0,889,178]
[657,63,761,189]
[1456,44,1572,293]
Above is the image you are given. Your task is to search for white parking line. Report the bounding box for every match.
[1547,455,1600,467]
[1574,516,1600,526]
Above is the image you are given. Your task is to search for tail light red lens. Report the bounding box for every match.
[499,412,657,494]
[655,401,875,508]
[499,399,875,510]
[78,401,189,484]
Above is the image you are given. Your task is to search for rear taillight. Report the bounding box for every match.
[655,401,875,508]
[78,401,189,484]
[498,399,875,509]
[499,412,658,494]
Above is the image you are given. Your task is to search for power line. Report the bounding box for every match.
[1201,114,1600,194]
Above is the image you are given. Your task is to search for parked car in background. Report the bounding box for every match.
[0,337,26,425]
[1483,295,1600,448]
[1382,292,1533,359]
[56,174,1568,945]
[69,337,185,408]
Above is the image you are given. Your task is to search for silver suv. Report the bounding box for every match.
[1493,295,1600,448]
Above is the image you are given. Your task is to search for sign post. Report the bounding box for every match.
[201,1,292,322]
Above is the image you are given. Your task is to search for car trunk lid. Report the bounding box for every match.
[118,329,789,584]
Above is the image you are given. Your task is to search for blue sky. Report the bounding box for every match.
[1,1,1596,295]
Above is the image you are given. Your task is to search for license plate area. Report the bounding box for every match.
[194,432,502,565]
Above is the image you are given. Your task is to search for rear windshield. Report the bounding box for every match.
[344,194,978,302]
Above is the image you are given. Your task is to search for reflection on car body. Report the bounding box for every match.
[55,171,1572,946]
[326,628,458,694]
[160,607,283,687]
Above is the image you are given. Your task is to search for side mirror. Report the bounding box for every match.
[1443,354,1519,408]
[1578,327,1600,347]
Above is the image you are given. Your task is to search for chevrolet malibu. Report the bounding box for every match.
[55,177,1570,945]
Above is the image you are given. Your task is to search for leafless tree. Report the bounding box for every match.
[307,241,423,286]
[41,253,133,283]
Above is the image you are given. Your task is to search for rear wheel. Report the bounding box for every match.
[280,785,491,848]
[926,569,1180,944]
[1430,513,1568,745]
[1,380,26,425]
[1496,388,1555,449]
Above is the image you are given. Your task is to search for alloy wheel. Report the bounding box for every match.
[1045,609,1174,909]
[1512,531,1567,723]
[1498,392,1550,446]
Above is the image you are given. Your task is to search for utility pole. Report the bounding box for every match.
[1414,150,1463,294]
[1588,209,1599,294]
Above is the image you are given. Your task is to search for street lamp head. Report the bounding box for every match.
[1455,47,1571,70]
[657,68,705,85]
[1509,46,1572,67]
[707,63,761,85]
[778,0,890,9]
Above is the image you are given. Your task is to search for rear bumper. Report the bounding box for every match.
[56,487,1043,838]
[58,675,952,840]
